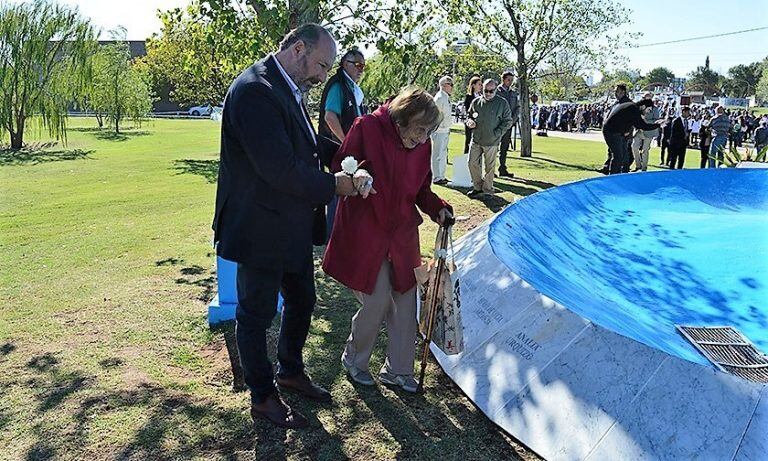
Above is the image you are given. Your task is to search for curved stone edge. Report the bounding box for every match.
[432,219,767,461]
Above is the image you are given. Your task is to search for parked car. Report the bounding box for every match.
[188,104,213,116]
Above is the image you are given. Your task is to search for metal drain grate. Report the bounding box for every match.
[677,325,768,383]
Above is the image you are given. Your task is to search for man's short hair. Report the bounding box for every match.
[439,76,453,85]
[483,78,497,88]
[340,47,364,63]
[279,23,332,52]
[501,71,514,80]
[681,105,691,112]
[615,83,627,92]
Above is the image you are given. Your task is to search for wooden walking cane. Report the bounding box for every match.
[417,217,455,392]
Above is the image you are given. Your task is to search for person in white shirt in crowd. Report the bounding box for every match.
[431,76,454,185]
[631,92,661,172]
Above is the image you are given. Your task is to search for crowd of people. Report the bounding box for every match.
[532,103,610,133]
[528,85,768,174]
[596,85,768,174]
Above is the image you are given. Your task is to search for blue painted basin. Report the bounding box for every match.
[489,169,768,366]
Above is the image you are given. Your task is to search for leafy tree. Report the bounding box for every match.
[86,30,154,133]
[443,0,632,157]
[723,62,762,98]
[686,66,724,96]
[535,49,594,101]
[757,63,768,103]
[0,0,96,149]
[137,0,281,107]
[639,66,674,89]
[212,0,449,105]
[443,44,514,102]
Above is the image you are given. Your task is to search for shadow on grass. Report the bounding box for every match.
[174,264,216,303]
[173,159,219,184]
[69,127,151,142]
[0,147,93,166]
[517,156,596,172]
[10,350,255,461]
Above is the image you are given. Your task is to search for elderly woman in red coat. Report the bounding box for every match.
[322,86,453,392]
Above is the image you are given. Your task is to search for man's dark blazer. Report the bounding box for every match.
[213,55,339,272]
[669,116,688,148]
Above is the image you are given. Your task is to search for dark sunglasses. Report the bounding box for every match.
[484,89,496,94]
[345,60,365,71]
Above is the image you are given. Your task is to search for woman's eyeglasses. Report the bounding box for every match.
[345,60,366,71]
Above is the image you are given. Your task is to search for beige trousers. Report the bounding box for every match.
[632,134,653,171]
[342,260,417,375]
[468,142,498,192]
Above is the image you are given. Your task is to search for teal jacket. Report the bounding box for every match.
[468,95,513,146]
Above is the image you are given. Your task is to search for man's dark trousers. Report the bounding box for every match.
[236,259,316,404]
[499,124,515,173]
[604,132,630,174]
[668,145,686,169]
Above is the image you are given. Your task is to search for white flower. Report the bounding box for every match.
[472,112,478,119]
[341,156,359,175]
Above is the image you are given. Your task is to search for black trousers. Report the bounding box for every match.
[236,259,316,403]
[464,126,473,155]
[700,146,710,168]
[660,140,668,164]
[499,125,515,172]
[668,145,686,169]
[604,132,631,174]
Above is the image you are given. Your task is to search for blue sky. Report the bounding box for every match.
[12,0,768,79]
[618,0,767,76]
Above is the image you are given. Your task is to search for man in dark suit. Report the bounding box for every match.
[213,24,369,429]
[601,94,662,175]
[668,106,691,169]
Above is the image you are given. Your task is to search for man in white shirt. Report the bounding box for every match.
[431,76,454,185]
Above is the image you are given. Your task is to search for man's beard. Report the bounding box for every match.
[296,55,320,93]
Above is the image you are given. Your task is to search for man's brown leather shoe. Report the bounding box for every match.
[250,392,308,429]
[276,373,332,402]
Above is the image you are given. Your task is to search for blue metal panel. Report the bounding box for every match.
[208,256,283,325]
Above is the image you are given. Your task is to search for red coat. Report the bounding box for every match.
[322,105,452,295]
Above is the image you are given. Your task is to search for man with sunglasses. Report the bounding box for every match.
[465,79,513,197]
[318,48,367,144]
[318,48,367,236]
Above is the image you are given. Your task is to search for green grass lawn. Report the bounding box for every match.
[0,118,697,460]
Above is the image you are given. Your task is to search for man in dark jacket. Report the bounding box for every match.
[318,48,366,144]
[754,119,768,154]
[601,87,663,174]
[497,71,520,177]
[597,84,632,174]
[668,106,691,169]
[660,115,673,166]
[213,24,367,429]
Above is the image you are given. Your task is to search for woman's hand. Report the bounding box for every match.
[353,169,377,199]
[438,208,453,225]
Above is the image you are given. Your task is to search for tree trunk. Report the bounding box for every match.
[517,57,532,158]
[287,0,319,31]
[10,125,24,150]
